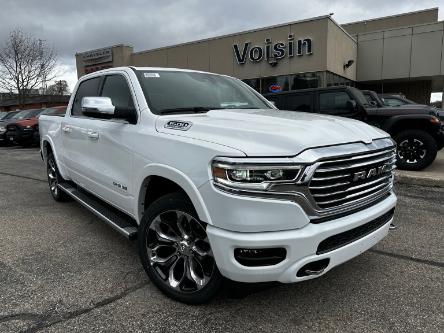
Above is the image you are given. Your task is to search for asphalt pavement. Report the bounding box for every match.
[0,147,443,333]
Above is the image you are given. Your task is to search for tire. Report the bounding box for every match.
[47,152,70,202]
[394,130,437,171]
[138,192,222,304]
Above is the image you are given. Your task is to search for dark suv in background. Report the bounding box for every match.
[265,86,444,170]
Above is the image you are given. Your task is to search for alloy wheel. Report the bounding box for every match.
[397,138,427,164]
[146,210,215,292]
[47,158,58,196]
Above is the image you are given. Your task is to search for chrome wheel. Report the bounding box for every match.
[398,138,426,164]
[47,157,58,196]
[146,210,215,292]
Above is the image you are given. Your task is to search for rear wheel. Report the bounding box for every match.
[394,130,437,171]
[138,192,222,304]
[47,152,70,202]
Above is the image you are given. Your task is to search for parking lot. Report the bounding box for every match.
[0,147,442,333]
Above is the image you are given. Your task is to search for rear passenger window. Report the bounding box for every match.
[101,75,134,109]
[319,91,352,115]
[283,94,313,112]
[72,77,101,116]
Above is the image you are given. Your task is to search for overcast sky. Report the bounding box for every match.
[1,0,443,100]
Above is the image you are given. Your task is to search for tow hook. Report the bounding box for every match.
[389,223,397,230]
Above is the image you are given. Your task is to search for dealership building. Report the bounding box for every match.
[76,8,444,105]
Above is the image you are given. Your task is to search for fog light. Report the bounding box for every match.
[234,248,286,267]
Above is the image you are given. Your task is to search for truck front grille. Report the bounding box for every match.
[309,147,396,210]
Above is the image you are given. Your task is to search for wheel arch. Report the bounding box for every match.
[135,164,212,225]
[385,115,438,137]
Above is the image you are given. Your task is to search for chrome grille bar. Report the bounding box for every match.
[309,147,396,211]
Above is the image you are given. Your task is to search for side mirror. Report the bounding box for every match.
[369,101,377,107]
[81,97,115,115]
[81,97,137,124]
[346,99,357,111]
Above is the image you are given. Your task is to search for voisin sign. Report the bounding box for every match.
[233,35,312,66]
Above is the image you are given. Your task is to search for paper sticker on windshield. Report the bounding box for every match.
[165,120,192,131]
[144,73,160,78]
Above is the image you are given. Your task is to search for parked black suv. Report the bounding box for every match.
[264,86,444,170]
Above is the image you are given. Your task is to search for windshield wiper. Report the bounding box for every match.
[159,107,222,115]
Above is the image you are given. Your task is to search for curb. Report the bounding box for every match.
[395,171,444,188]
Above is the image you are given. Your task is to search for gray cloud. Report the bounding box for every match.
[0,0,442,90]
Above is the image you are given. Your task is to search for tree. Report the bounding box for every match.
[46,80,69,95]
[0,29,57,106]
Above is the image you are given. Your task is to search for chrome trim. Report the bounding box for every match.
[212,138,396,221]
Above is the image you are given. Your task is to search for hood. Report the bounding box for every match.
[155,109,389,156]
[14,117,38,127]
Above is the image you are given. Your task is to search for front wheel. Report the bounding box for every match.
[138,192,222,304]
[394,130,437,171]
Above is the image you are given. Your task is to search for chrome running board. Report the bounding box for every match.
[58,182,138,240]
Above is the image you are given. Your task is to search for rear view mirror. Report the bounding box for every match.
[81,97,115,115]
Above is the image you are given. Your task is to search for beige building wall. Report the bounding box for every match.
[356,21,444,82]
[343,8,438,35]
[326,19,357,81]
[128,17,336,81]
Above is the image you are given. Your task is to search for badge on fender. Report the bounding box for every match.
[164,120,192,131]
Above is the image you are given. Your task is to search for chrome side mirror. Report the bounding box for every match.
[81,97,115,115]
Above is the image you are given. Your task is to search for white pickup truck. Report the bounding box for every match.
[39,67,397,303]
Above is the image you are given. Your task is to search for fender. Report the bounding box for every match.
[41,135,70,180]
[382,114,439,133]
[135,163,212,225]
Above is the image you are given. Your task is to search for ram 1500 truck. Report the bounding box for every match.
[39,67,397,304]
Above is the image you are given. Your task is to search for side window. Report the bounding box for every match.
[100,75,134,109]
[72,77,101,116]
[319,91,353,115]
[385,98,403,107]
[284,94,313,112]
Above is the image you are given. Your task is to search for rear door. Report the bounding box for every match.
[61,76,101,185]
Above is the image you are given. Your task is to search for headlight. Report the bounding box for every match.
[212,158,302,191]
[0,126,5,133]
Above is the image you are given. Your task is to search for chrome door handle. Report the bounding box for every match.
[87,130,99,139]
[62,126,72,133]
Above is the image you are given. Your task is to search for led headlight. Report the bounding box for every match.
[212,158,302,191]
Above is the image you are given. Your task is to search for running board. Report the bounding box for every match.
[58,183,138,240]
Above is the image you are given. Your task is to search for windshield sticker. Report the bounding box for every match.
[164,120,192,131]
[220,102,249,107]
[144,73,160,78]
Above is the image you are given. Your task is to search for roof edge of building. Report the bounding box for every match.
[342,7,438,27]
[132,14,336,55]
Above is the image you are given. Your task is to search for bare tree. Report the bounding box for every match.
[46,80,69,95]
[0,29,57,107]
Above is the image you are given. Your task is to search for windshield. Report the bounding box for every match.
[349,87,369,106]
[1,112,19,120]
[135,70,271,115]
[13,109,43,119]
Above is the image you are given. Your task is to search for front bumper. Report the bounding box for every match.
[207,192,396,283]
[5,128,36,145]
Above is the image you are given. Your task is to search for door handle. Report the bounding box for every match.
[87,130,99,139]
[62,125,72,133]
